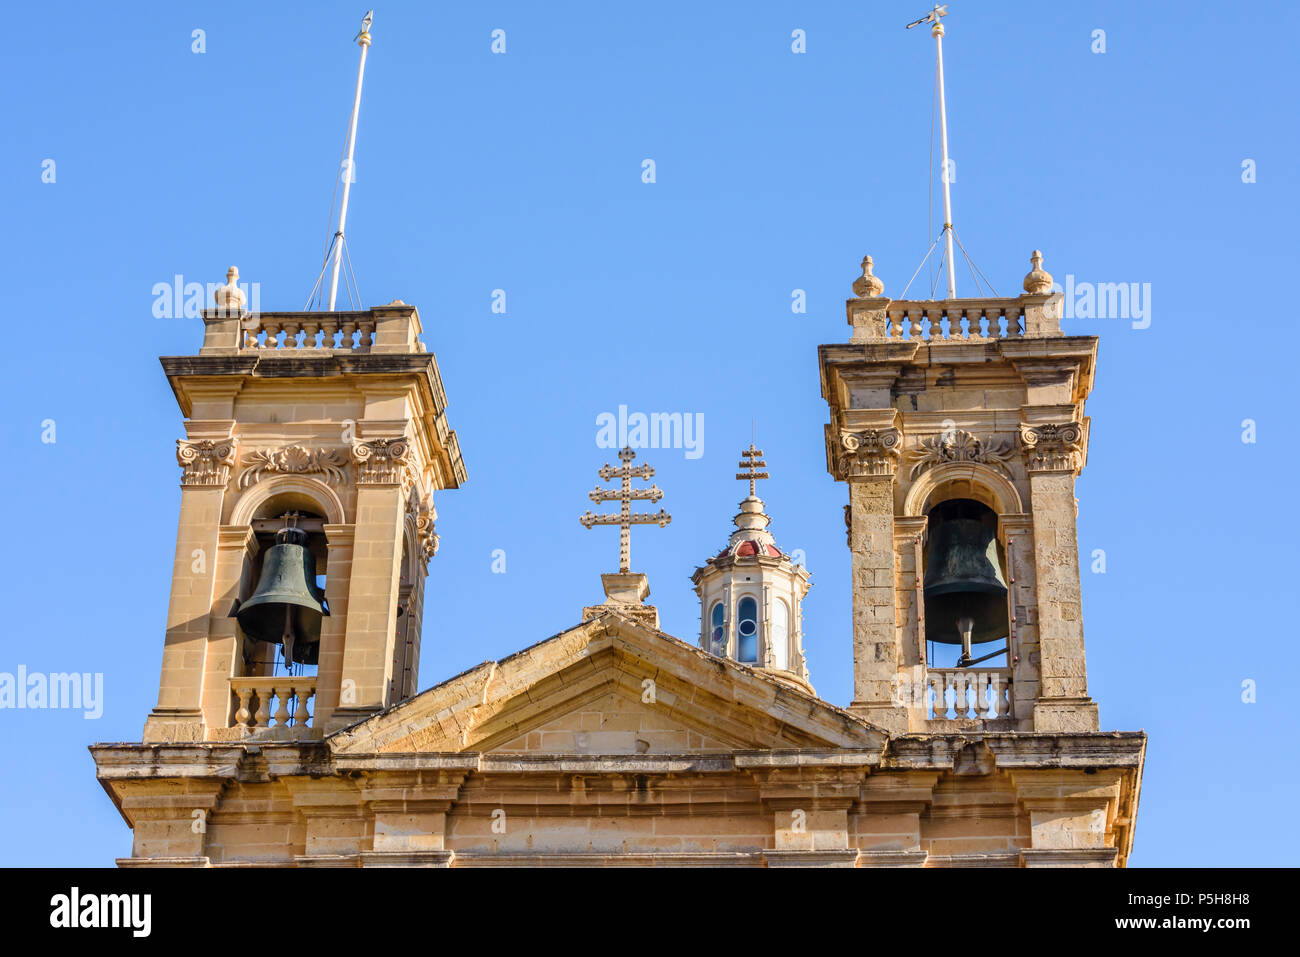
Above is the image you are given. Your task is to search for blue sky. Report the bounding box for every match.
[1,1,1294,866]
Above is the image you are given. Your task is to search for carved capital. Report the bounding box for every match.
[407,494,439,560]
[839,428,901,478]
[1019,422,1083,473]
[351,438,411,486]
[907,429,1015,481]
[177,438,237,488]
[237,445,350,490]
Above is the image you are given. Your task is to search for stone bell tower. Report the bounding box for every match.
[821,252,1099,734]
[143,268,465,743]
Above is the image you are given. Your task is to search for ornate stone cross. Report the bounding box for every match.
[736,443,769,496]
[579,446,670,573]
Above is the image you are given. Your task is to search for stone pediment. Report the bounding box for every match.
[329,614,885,755]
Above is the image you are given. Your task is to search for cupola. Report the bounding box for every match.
[691,445,813,694]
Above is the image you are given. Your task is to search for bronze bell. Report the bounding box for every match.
[923,500,1009,656]
[234,527,329,666]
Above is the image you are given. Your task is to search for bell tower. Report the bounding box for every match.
[142,269,465,743]
[821,252,1099,734]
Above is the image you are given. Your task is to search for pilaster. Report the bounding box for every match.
[315,523,355,730]
[838,417,907,731]
[335,438,409,722]
[198,526,258,731]
[145,437,237,743]
[1020,421,1098,731]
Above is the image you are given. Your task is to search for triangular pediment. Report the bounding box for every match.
[329,614,885,755]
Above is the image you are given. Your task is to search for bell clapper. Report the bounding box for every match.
[281,604,295,675]
[956,616,975,667]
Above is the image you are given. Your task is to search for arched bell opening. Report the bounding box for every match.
[922,497,1010,669]
[234,494,332,678]
[389,519,422,704]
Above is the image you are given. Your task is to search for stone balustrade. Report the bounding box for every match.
[847,294,1063,343]
[239,311,376,351]
[197,301,426,355]
[926,668,1013,721]
[230,677,318,738]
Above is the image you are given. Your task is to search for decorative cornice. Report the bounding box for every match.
[1019,422,1083,473]
[838,428,901,478]
[352,438,410,485]
[237,445,350,490]
[177,438,237,488]
[907,429,1015,481]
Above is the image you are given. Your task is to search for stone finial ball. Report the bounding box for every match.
[1022,250,1053,295]
[852,255,885,298]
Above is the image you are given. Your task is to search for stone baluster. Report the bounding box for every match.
[234,686,254,729]
[272,686,290,728]
[253,688,271,728]
[953,673,969,717]
[292,683,312,727]
[932,673,949,719]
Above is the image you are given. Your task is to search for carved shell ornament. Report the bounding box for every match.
[907,429,1015,480]
[238,445,350,489]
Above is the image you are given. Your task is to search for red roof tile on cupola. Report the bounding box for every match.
[720,540,782,559]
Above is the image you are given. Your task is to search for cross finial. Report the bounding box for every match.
[905,4,948,30]
[736,443,769,498]
[579,446,671,574]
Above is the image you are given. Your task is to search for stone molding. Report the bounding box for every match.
[237,445,350,489]
[1019,421,1084,473]
[176,438,237,488]
[763,849,861,868]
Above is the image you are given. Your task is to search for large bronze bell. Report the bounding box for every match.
[923,500,1009,656]
[234,526,329,666]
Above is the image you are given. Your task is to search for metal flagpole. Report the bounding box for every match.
[328,11,374,312]
[907,5,956,299]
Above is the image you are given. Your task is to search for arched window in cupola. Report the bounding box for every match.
[709,602,725,654]
[771,599,790,671]
[736,596,759,662]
